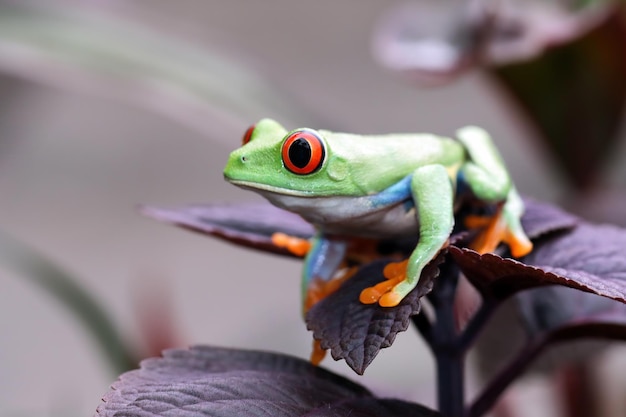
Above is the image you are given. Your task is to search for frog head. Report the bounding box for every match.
[224,119,352,197]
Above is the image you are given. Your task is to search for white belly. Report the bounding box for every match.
[259,192,419,239]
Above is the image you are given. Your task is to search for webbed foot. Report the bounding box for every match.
[465,207,532,258]
[359,259,409,307]
[304,267,357,312]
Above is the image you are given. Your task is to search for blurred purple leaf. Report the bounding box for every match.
[142,203,314,258]
[469,297,626,417]
[491,7,626,189]
[373,1,612,84]
[375,2,625,188]
[372,0,481,85]
[306,256,443,375]
[517,286,626,337]
[96,345,441,417]
[519,198,579,240]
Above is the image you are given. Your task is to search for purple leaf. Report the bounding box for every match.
[450,220,626,303]
[520,198,579,240]
[306,256,443,375]
[517,286,626,336]
[142,203,314,258]
[373,1,614,83]
[459,219,626,417]
[515,222,626,337]
[95,346,441,417]
[491,7,626,189]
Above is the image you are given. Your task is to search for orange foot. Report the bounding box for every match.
[305,267,357,313]
[310,339,326,365]
[465,210,532,258]
[359,259,408,307]
[271,232,311,257]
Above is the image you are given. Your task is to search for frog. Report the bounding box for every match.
[223,118,533,310]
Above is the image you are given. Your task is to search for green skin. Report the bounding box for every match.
[224,118,530,307]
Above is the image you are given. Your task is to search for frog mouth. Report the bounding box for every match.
[226,178,315,197]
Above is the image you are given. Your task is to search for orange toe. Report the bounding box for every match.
[379,291,403,307]
[271,232,311,257]
[506,232,533,258]
[360,259,407,305]
[468,211,506,254]
[310,339,326,365]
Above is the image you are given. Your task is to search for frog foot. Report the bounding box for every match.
[305,267,358,313]
[310,339,326,365]
[359,259,409,307]
[271,232,311,257]
[465,211,532,258]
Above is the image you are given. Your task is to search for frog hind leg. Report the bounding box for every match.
[302,232,349,314]
[303,232,350,364]
[456,126,533,258]
[360,164,455,307]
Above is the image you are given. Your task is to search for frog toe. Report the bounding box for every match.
[271,232,311,257]
[359,259,411,306]
[467,209,533,258]
[359,279,397,304]
[379,290,404,307]
[505,229,533,258]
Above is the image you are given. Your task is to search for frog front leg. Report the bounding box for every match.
[456,126,532,257]
[360,164,455,307]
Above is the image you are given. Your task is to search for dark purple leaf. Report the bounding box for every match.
[141,203,314,258]
[515,222,626,336]
[95,346,441,417]
[520,198,579,240]
[463,220,626,417]
[450,214,626,303]
[142,197,573,261]
[306,398,442,417]
[306,256,443,375]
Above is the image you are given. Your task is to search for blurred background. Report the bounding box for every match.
[1,1,625,416]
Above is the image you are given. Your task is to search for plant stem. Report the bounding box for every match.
[436,349,465,417]
[468,337,545,417]
[458,298,499,351]
[429,261,465,417]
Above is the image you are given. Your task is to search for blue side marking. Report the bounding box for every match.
[367,174,413,209]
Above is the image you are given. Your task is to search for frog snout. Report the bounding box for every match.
[223,150,249,180]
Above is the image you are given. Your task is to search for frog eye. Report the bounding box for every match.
[241,124,256,145]
[281,129,325,175]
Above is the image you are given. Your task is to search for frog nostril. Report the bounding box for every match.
[241,156,248,163]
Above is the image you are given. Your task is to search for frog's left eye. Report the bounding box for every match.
[241,124,256,145]
[281,129,325,175]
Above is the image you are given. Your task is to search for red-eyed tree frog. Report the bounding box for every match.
[224,119,533,310]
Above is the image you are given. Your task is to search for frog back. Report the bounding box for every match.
[320,130,465,195]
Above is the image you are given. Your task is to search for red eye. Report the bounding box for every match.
[242,124,255,145]
[281,129,325,175]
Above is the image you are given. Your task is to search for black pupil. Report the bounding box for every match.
[288,138,311,168]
